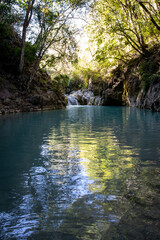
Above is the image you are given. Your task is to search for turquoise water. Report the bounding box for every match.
[0,106,160,239]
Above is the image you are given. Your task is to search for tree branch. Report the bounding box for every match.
[137,0,160,31]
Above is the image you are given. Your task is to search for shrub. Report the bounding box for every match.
[24,42,37,63]
[68,74,86,90]
[53,74,70,88]
[139,58,159,92]
[139,59,159,75]
[141,73,160,92]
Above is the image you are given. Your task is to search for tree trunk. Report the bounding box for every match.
[137,0,160,31]
[27,57,41,91]
[19,23,27,73]
[19,0,35,73]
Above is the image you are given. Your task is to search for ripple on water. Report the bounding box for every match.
[0,106,160,239]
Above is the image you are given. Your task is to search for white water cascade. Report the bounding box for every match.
[66,89,103,106]
[67,94,79,105]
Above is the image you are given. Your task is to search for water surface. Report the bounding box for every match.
[0,106,160,239]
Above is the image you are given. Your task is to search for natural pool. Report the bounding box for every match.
[0,106,160,239]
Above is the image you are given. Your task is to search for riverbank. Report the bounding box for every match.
[0,25,66,115]
[0,73,66,115]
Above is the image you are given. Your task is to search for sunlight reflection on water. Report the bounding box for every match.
[0,106,160,239]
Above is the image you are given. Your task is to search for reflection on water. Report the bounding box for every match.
[0,106,160,239]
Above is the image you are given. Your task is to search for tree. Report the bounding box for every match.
[0,0,19,25]
[1,0,91,89]
[84,0,160,76]
[8,0,86,89]
[26,0,79,89]
[19,0,35,73]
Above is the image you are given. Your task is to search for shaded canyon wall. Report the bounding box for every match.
[100,45,160,112]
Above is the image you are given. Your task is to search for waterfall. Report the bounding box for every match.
[66,89,103,106]
[67,95,79,106]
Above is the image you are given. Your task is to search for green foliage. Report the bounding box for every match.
[0,0,17,25]
[139,59,159,75]
[66,0,87,7]
[69,74,85,90]
[39,78,47,84]
[53,74,70,88]
[92,72,102,83]
[0,23,37,67]
[141,73,153,91]
[140,58,160,91]
[0,24,21,71]
[53,73,85,92]
[24,42,37,63]
[0,23,12,39]
[84,0,160,79]
[10,46,21,59]
[1,0,160,93]
[141,73,160,92]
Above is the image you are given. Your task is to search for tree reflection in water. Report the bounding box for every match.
[0,106,160,239]
[36,107,160,239]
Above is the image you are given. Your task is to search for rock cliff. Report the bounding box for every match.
[0,25,66,115]
[101,44,160,112]
[0,72,66,115]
